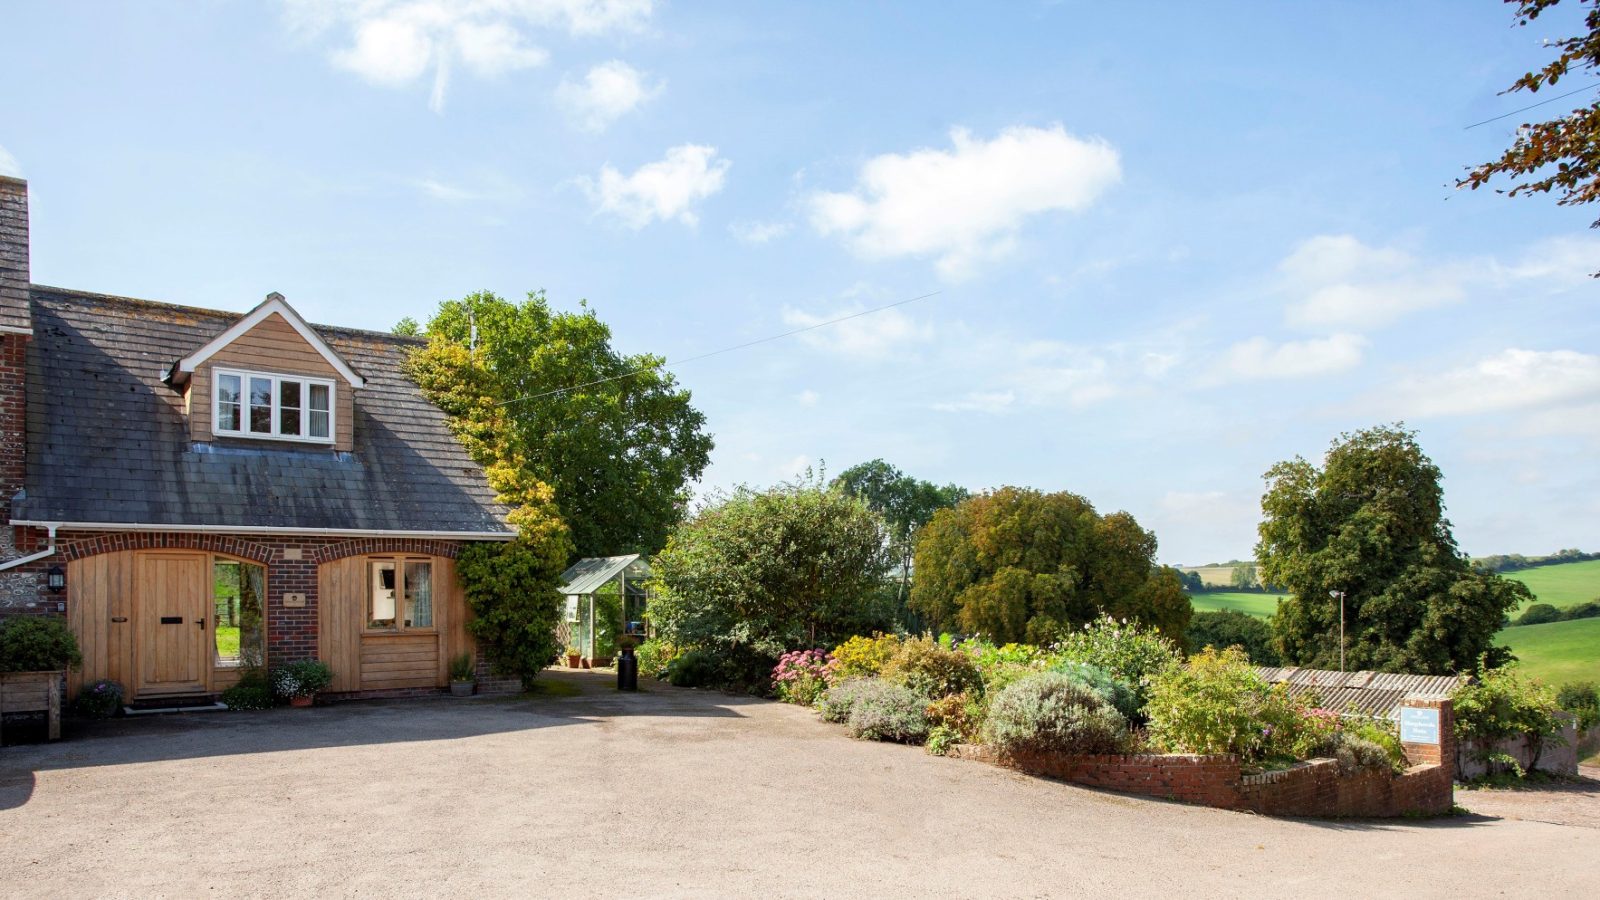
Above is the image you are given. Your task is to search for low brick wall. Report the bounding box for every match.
[947,745,1452,818]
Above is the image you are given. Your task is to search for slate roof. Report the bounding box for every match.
[1254,666,1469,721]
[12,286,515,536]
[559,554,650,595]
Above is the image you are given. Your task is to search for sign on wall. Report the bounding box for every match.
[1400,707,1440,745]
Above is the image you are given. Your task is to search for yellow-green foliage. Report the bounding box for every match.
[1145,646,1301,760]
[831,633,903,679]
[881,635,984,699]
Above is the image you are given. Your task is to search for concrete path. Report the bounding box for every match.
[1,670,1594,898]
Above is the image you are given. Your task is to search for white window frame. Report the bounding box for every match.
[213,367,336,444]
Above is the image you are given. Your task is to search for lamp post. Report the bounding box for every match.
[1328,589,1346,672]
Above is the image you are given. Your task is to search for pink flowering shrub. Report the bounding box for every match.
[773,649,835,705]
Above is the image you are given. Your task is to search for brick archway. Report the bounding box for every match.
[60,532,276,564]
[312,538,461,564]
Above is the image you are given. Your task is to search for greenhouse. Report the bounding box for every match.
[557,554,652,667]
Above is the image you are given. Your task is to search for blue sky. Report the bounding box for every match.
[3,1,1597,564]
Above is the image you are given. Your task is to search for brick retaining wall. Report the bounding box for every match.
[948,744,1453,818]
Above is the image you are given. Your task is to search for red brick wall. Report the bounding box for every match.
[949,743,1453,818]
[2,527,470,680]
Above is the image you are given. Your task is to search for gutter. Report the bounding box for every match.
[0,523,60,572]
[8,520,517,542]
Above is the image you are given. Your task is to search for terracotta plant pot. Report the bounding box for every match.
[450,681,474,697]
[567,654,582,668]
[289,694,314,708]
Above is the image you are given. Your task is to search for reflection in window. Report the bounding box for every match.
[214,559,266,668]
[404,561,433,628]
[217,373,242,432]
[369,561,397,628]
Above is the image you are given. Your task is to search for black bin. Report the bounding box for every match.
[616,645,638,691]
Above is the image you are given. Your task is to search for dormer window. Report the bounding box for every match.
[214,368,334,442]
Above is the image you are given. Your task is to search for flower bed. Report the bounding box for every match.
[774,621,1455,818]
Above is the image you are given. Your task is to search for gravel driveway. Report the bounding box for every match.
[1,670,1594,898]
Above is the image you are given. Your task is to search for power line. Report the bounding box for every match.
[1464,79,1600,130]
[494,289,943,407]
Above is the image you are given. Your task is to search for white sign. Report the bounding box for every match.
[1400,707,1440,744]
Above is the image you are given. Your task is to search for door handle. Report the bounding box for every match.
[198,617,206,629]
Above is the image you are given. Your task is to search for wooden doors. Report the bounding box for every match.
[134,553,211,696]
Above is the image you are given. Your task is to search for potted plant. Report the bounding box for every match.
[0,617,83,740]
[273,659,334,707]
[566,645,582,668]
[73,679,124,718]
[448,652,476,697]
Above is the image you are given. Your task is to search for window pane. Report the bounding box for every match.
[404,561,433,628]
[309,410,329,439]
[213,560,266,668]
[216,374,242,432]
[279,380,301,435]
[249,377,273,433]
[369,561,397,628]
[309,383,330,411]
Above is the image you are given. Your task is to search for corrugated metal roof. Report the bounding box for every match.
[1254,666,1469,721]
[559,554,650,595]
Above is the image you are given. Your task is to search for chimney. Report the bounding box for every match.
[0,177,29,541]
[0,176,29,335]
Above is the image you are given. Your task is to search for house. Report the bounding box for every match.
[0,176,520,702]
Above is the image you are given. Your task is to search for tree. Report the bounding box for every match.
[648,475,893,685]
[833,459,970,624]
[1461,0,1600,266]
[1230,564,1259,591]
[1186,610,1280,666]
[1257,425,1529,674]
[1176,569,1206,593]
[407,291,714,558]
[910,487,1191,645]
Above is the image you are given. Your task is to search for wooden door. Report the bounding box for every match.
[135,553,211,696]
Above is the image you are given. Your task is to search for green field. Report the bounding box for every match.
[1503,558,1600,611]
[1496,617,1600,686]
[1187,591,1282,619]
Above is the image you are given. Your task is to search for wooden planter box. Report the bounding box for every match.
[0,670,64,743]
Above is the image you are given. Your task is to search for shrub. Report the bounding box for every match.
[1052,615,1180,719]
[982,671,1130,756]
[846,680,929,743]
[0,616,83,672]
[648,476,894,691]
[924,692,981,741]
[1145,647,1300,760]
[1562,599,1600,621]
[635,639,678,680]
[881,636,983,699]
[221,670,276,710]
[1292,709,1406,772]
[448,653,476,682]
[1186,609,1280,665]
[272,659,334,699]
[73,679,123,718]
[1556,681,1600,730]
[772,649,834,705]
[818,678,876,723]
[925,724,961,756]
[1452,662,1564,775]
[665,649,719,688]
[457,539,567,689]
[831,633,902,679]
[1516,603,1564,626]
[1048,660,1138,721]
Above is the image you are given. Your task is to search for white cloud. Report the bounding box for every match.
[557,60,661,131]
[584,144,729,228]
[1221,333,1366,380]
[0,144,19,178]
[1376,348,1600,418]
[730,220,792,244]
[412,178,481,202]
[932,390,1016,414]
[283,0,651,112]
[780,305,932,360]
[1279,235,1465,331]
[1494,234,1600,287]
[807,124,1121,279]
[796,389,820,407]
